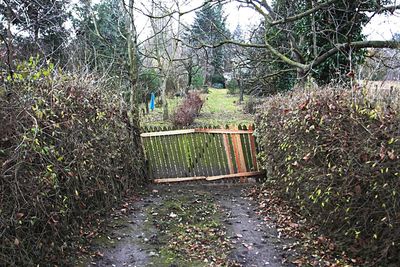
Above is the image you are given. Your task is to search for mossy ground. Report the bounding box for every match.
[140,88,253,128]
[143,192,234,266]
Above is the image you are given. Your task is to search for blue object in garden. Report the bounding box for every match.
[149,92,155,111]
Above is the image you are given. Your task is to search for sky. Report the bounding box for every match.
[363,11,400,40]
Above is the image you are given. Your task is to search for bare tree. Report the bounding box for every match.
[143,0,184,120]
[180,0,400,89]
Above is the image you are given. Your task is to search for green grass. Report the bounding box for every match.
[140,97,181,127]
[141,88,253,127]
[196,88,253,126]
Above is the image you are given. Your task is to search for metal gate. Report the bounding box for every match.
[141,125,262,183]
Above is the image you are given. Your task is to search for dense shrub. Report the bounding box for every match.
[227,79,239,95]
[256,87,400,265]
[0,63,146,265]
[172,92,204,126]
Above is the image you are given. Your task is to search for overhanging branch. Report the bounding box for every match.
[309,40,400,70]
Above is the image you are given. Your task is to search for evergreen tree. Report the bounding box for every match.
[188,2,230,85]
[0,0,69,63]
[72,0,129,76]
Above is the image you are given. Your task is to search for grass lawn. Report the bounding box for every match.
[140,97,180,128]
[140,88,253,128]
[195,88,253,126]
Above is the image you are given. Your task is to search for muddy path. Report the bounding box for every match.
[80,183,292,267]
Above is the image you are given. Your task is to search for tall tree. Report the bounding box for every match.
[144,0,183,120]
[191,0,400,92]
[188,1,230,85]
[245,0,400,87]
[0,0,69,68]
[71,0,129,84]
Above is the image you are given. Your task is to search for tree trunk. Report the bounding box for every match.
[145,86,150,114]
[186,69,192,93]
[238,79,244,103]
[296,68,307,88]
[6,5,14,80]
[160,78,169,121]
[126,0,142,149]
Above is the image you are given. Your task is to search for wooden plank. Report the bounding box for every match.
[240,125,252,171]
[151,136,163,178]
[141,129,195,137]
[231,132,241,173]
[166,135,178,177]
[179,134,190,177]
[165,134,177,177]
[142,137,154,179]
[200,130,213,176]
[187,132,198,176]
[216,126,228,175]
[176,133,188,177]
[153,171,264,183]
[232,126,247,183]
[154,176,207,183]
[248,125,258,171]
[205,171,264,181]
[141,128,254,137]
[236,134,247,172]
[223,134,235,174]
[217,133,229,174]
[214,132,226,175]
[158,135,170,178]
[195,129,254,134]
[232,129,247,173]
[153,136,164,178]
[209,131,222,175]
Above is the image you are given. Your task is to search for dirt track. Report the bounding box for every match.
[80,183,292,267]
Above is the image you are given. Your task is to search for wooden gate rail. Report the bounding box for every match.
[141,128,254,137]
[140,125,262,183]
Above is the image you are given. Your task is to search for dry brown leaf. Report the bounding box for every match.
[303,153,311,161]
[388,150,396,160]
[15,212,24,220]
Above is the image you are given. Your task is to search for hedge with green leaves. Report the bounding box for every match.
[256,88,399,265]
[0,62,146,265]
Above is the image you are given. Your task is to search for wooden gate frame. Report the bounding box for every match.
[141,127,264,183]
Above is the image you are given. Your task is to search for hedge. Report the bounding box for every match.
[0,64,146,265]
[255,87,399,265]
